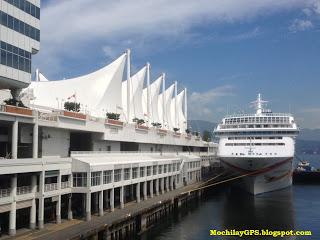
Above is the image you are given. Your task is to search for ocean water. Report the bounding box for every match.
[138,179,320,240]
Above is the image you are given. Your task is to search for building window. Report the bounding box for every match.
[164,165,167,173]
[0,11,40,41]
[172,164,176,172]
[147,166,151,176]
[158,165,163,174]
[0,41,32,73]
[73,173,87,187]
[168,164,172,172]
[140,167,145,177]
[153,166,157,175]
[4,0,40,19]
[124,168,130,180]
[132,168,138,179]
[103,170,112,184]
[91,172,101,186]
[114,169,122,182]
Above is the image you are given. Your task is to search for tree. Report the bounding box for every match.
[202,130,211,142]
[4,98,26,108]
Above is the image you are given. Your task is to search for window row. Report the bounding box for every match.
[188,161,200,169]
[220,124,292,129]
[0,11,40,41]
[232,152,278,156]
[4,0,40,19]
[228,137,283,140]
[225,116,290,124]
[225,143,285,146]
[1,49,31,73]
[216,131,298,136]
[1,41,31,59]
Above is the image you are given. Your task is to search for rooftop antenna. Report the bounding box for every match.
[251,93,268,115]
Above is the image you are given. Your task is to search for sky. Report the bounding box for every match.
[34,0,320,129]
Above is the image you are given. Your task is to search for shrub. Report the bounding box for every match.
[64,101,80,112]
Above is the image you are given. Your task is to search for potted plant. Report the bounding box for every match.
[134,118,149,130]
[151,122,162,128]
[106,112,123,126]
[173,127,181,137]
[3,98,33,116]
[62,101,86,120]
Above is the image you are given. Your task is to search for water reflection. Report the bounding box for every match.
[222,187,295,239]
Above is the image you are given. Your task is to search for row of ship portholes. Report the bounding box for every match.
[231,152,278,156]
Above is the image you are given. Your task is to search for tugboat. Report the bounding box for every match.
[293,160,320,184]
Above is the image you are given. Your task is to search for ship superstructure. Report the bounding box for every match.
[214,94,299,194]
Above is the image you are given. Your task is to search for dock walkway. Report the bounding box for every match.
[4,182,203,240]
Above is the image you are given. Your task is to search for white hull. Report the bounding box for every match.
[220,156,293,195]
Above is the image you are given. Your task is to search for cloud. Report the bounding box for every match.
[34,0,316,78]
[189,85,235,119]
[289,19,314,32]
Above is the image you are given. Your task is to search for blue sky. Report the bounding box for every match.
[34,0,320,128]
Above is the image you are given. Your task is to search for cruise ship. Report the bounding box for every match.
[214,94,299,195]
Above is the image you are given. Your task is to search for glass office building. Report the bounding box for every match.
[0,0,40,98]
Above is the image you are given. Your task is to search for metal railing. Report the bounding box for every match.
[0,188,11,198]
[61,181,70,189]
[44,183,58,192]
[17,186,32,195]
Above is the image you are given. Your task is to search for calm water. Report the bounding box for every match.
[138,155,320,240]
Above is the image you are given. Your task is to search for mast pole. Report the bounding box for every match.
[126,49,131,123]
[162,73,166,128]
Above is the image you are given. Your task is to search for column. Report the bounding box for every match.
[143,181,147,200]
[86,192,91,221]
[68,194,73,220]
[56,195,61,224]
[161,178,164,194]
[30,175,37,229]
[38,171,45,229]
[56,171,61,224]
[166,177,169,192]
[120,186,124,209]
[11,120,18,159]
[99,191,104,216]
[110,188,114,212]
[9,174,17,236]
[33,113,38,158]
[136,182,140,203]
[150,180,153,198]
[155,179,159,196]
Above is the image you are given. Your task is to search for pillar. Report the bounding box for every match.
[68,194,73,220]
[9,174,17,236]
[30,174,37,229]
[155,179,159,196]
[166,177,169,192]
[161,178,164,194]
[136,182,140,203]
[11,120,18,159]
[150,180,153,198]
[110,188,114,212]
[38,171,45,229]
[33,113,38,158]
[56,195,61,224]
[143,181,147,200]
[120,186,124,209]
[99,191,104,216]
[86,192,91,221]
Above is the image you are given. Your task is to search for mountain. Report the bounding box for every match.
[187,120,217,134]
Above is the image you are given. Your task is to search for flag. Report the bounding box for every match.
[67,93,76,100]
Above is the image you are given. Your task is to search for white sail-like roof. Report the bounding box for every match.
[170,90,186,132]
[158,84,174,130]
[121,66,146,122]
[142,76,162,124]
[25,54,126,117]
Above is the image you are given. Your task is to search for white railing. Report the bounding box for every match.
[61,181,70,189]
[0,188,11,198]
[17,186,32,195]
[44,183,58,192]
[225,113,292,118]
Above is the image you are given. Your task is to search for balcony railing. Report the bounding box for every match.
[44,183,58,192]
[17,186,32,195]
[61,181,70,189]
[0,188,11,198]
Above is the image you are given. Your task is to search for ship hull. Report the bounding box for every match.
[220,156,293,195]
